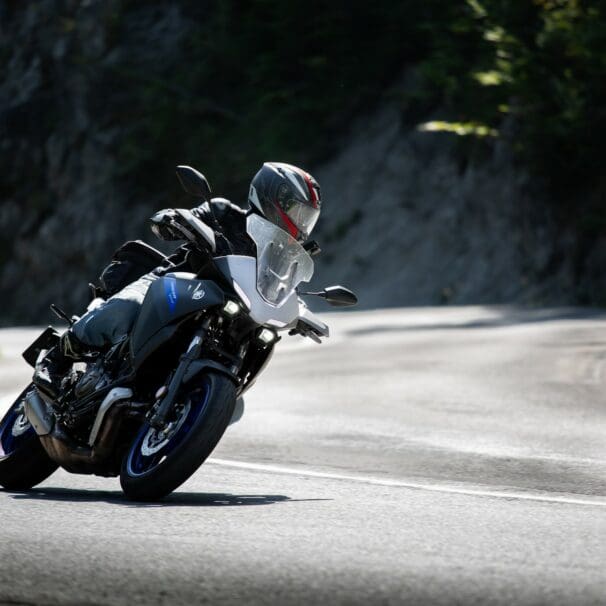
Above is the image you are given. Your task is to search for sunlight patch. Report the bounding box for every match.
[417,121,499,138]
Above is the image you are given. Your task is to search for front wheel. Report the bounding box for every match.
[120,372,236,501]
[0,386,58,490]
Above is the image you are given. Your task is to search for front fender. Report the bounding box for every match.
[182,359,239,386]
[183,359,242,425]
[229,397,245,426]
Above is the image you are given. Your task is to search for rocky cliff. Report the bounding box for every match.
[0,1,188,324]
[312,104,588,307]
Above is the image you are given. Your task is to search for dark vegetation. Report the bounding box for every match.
[112,0,606,224]
[411,0,606,236]
[111,0,428,200]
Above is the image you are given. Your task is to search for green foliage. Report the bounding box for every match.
[472,1,606,193]
[411,0,606,229]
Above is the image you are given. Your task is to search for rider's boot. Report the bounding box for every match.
[33,332,89,400]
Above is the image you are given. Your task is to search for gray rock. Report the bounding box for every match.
[311,104,578,308]
[0,1,188,325]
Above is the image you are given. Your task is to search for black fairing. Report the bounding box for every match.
[130,274,224,365]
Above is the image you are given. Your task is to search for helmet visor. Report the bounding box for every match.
[282,199,320,238]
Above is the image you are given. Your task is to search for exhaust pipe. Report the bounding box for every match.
[39,400,148,476]
[24,389,54,435]
[23,386,146,476]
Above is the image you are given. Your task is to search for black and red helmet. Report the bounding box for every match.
[248,162,321,241]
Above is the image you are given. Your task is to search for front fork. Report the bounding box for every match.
[146,318,246,429]
[147,319,211,429]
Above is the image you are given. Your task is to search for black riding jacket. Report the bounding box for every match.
[154,198,255,276]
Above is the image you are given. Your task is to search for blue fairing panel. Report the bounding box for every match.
[130,273,224,362]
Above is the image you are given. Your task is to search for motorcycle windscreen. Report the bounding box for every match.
[246,214,314,306]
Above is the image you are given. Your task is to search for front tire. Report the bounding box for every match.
[120,372,236,501]
[0,386,58,490]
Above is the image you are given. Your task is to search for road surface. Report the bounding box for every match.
[1,306,605,605]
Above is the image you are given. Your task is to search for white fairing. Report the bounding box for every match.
[215,215,322,331]
[214,256,301,328]
[247,214,314,305]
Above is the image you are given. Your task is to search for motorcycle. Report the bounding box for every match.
[0,167,357,500]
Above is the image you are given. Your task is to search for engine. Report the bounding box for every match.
[57,359,112,435]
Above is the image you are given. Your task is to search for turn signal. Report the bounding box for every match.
[222,300,241,316]
[257,328,277,345]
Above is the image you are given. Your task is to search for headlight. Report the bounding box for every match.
[222,300,241,316]
[257,328,277,345]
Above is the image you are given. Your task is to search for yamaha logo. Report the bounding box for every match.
[192,287,205,300]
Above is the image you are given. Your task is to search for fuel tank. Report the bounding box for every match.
[130,272,224,363]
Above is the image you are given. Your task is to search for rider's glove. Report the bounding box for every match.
[150,209,181,241]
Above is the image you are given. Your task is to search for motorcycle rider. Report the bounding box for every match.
[36,162,322,397]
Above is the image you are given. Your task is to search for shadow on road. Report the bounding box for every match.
[4,487,329,507]
[346,307,606,337]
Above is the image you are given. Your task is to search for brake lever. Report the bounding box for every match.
[288,326,322,344]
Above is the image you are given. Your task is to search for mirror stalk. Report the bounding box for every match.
[299,285,358,307]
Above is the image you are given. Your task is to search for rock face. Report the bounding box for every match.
[0,1,186,325]
[0,2,603,326]
[311,105,588,308]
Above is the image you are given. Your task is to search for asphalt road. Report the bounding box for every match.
[1,306,605,605]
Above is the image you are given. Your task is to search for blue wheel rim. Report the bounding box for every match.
[0,395,36,459]
[126,380,211,477]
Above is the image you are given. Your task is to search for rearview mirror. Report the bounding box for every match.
[320,286,358,307]
[176,165,212,201]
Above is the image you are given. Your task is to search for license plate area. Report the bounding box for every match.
[22,326,61,367]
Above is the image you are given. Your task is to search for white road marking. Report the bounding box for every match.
[207,457,606,508]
